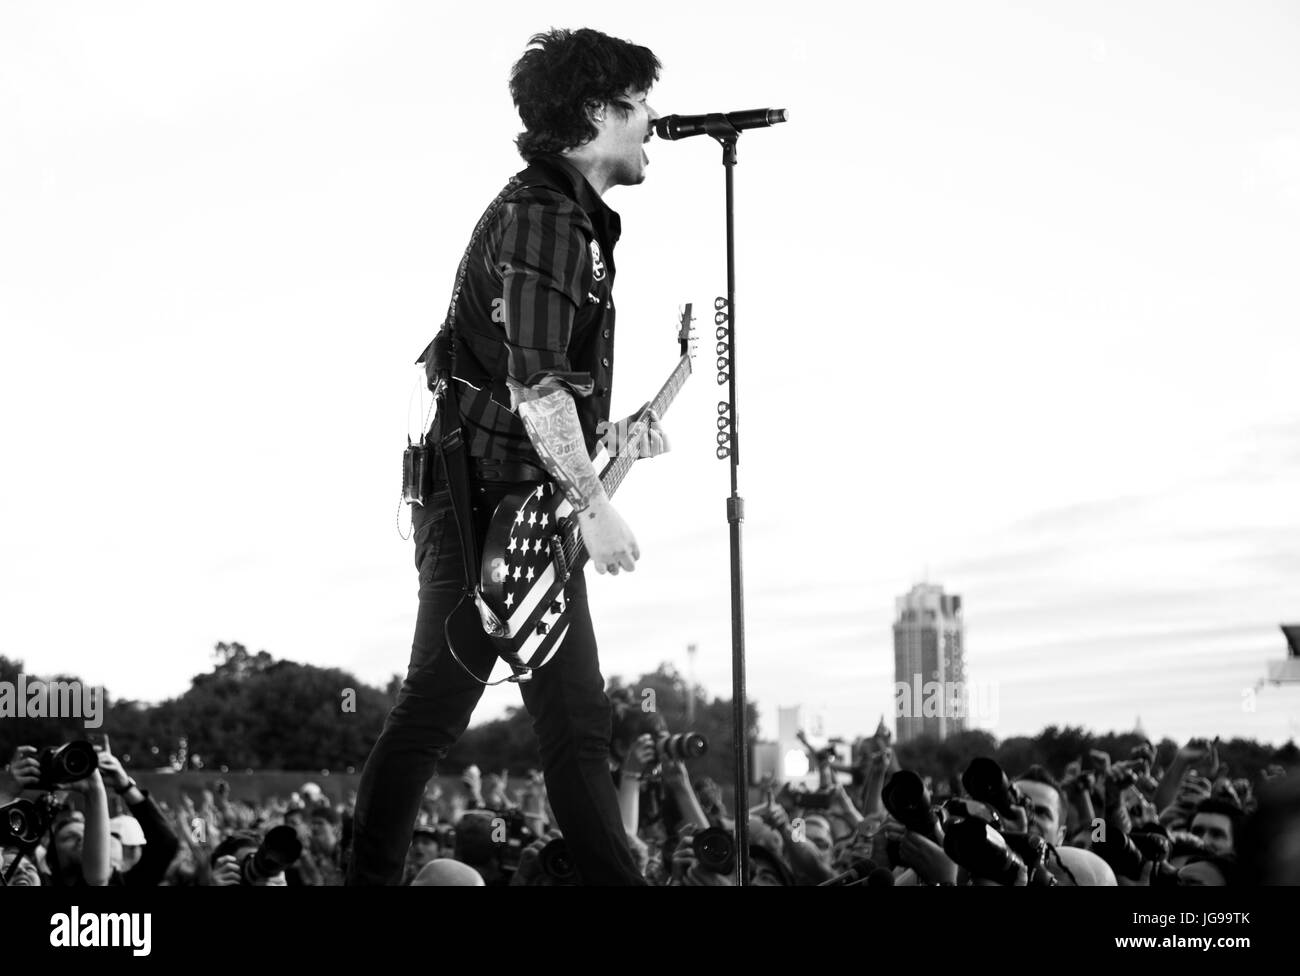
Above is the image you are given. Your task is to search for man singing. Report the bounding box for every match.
[347,28,666,886]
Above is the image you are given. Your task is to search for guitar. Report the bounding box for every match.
[470,305,695,683]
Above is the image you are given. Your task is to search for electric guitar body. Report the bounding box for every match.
[472,305,695,684]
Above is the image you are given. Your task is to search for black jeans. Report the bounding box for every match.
[347,483,644,885]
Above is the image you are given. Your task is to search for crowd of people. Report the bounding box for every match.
[2,708,1295,887]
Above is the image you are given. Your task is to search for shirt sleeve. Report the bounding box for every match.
[123,792,181,888]
[496,190,595,405]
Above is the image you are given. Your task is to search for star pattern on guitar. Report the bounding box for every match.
[498,485,563,618]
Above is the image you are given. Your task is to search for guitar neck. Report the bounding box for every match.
[599,353,692,500]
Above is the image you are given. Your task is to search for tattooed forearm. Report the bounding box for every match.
[518,388,605,513]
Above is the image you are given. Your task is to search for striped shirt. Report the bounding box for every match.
[443,154,620,464]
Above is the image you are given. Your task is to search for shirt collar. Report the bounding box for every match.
[533,154,621,245]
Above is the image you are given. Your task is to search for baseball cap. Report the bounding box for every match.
[411,858,484,886]
[109,815,147,846]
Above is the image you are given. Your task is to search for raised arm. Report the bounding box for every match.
[498,191,638,575]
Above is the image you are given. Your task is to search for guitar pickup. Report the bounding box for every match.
[549,534,570,583]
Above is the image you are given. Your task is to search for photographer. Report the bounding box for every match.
[402,824,443,884]
[1187,796,1241,858]
[298,805,345,886]
[755,790,836,884]
[1,844,43,887]
[1014,765,1116,885]
[1154,738,1217,820]
[97,740,179,887]
[209,831,288,886]
[617,732,655,836]
[874,817,959,885]
[8,744,111,886]
[666,823,734,887]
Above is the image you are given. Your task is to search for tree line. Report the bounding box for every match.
[0,644,1293,785]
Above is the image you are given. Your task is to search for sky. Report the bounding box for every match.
[2,1,1298,752]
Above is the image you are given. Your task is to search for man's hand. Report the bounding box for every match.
[622,734,655,778]
[515,386,641,576]
[1176,771,1213,805]
[8,746,41,790]
[599,406,670,460]
[96,742,131,794]
[899,830,958,885]
[63,767,104,796]
[211,855,242,887]
[757,797,790,833]
[581,496,639,576]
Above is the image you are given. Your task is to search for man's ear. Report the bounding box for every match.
[586,99,607,125]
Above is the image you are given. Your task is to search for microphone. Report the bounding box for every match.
[816,857,879,887]
[654,108,788,141]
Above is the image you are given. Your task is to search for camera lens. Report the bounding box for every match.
[242,825,303,883]
[37,740,98,789]
[693,826,736,875]
[658,732,708,760]
[539,838,579,884]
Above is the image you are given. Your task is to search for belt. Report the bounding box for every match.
[471,457,548,484]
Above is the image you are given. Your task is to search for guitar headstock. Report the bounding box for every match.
[677,303,696,360]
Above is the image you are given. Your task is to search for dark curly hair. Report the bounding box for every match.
[509,28,661,162]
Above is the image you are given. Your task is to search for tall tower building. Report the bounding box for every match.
[893,583,966,743]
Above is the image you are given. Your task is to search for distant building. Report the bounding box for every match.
[893,583,966,743]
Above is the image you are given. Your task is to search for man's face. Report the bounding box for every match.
[285,812,309,843]
[54,823,84,866]
[594,88,658,188]
[1,847,41,886]
[407,835,438,871]
[1190,812,1234,856]
[310,818,338,855]
[1016,780,1065,846]
[120,844,143,872]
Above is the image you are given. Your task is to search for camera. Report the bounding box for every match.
[1110,758,1156,793]
[787,786,833,811]
[941,796,1054,886]
[944,759,1057,886]
[538,837,579,884]
[36,741,98,791]
[654,732,707,762]
[493,809,538,878]
[237,825,302,884]
[693,826,735,876]
[882,770,941,838]
[961,757,1028,820]
[1129,825,1171,862]
[1,795,59,848]
[881,770,943,867]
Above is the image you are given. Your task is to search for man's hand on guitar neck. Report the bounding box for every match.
[516,385,640,576]
[599,405,670,460]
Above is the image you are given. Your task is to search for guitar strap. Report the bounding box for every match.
[418,177,533,681]
[418,176,523,595]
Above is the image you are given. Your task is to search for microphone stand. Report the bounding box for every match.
[710,121,750,886]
